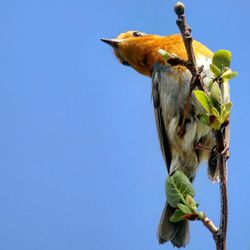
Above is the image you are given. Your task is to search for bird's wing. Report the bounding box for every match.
[152,63,172,173]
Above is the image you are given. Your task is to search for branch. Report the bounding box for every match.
[213,130,228,250]
[200,213,219,235]
[173,2,209,137]
[173,2,229,250]
[174,3,208,93]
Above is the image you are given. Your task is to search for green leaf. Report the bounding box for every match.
[222,111,230,124]
[221,70,238,80]
[221,102,232,123]
[210,82,222,107]
[212,50,232,70]
[210,63,221,77]
[193,90,210,113]
[177,203,192,214]
[199,114,210,126]
[166,171,195,208]
[158,49,171,61]
[170,209,185,223]
[208,80,214,91]
[209,116,221,130]
[222,102,232,113]
[221,67,230,73]
[197,212,204,220]
[209,108,222,129]
[186,195,197,210]
[210,107,220,118]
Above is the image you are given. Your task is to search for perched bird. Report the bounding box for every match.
[101,31,215,248]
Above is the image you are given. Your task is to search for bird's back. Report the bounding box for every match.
[160,34,213,60]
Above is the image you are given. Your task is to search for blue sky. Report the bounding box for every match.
[0,0,249,249]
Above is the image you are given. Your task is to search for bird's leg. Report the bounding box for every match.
[210,145,229,165]
[195,143,212,151]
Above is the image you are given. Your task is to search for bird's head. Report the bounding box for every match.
[101,31,166,76]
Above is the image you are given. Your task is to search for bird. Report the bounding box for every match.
[101,31,216,248]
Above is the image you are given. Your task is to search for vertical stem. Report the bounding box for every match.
[214,130,228,250]
[174,2,229,249]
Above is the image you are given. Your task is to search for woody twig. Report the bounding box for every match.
[172,2,229,250]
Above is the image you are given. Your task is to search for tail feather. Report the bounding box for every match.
[158,202,189,248]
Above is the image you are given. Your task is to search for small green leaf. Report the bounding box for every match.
[208,80,214,91]
[166,171,195,208]
[158,49,171,61]
[193,90,210,113]
[221,67,230,73]
[186,195,197,209]
[210,64,221,77]
[199,114,210,126]
[170,209,185,223]
[222,102,232,113]
[210,82,222,106]
[221,70,238,80]
[209,116,221,130]
[177,203,192,214]
[221,102,232,123]
[222,111,230,124]
[210,107,220,118]
[212,50,232,70]
[197,212,204,220]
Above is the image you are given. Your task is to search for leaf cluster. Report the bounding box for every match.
[194,50,237,130]
[166,171,203,222]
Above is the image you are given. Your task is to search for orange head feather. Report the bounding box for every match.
[101,31,213,77]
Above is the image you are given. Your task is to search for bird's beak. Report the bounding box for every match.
[101,38,122,48]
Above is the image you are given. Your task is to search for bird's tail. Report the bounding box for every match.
[158,202,189,248]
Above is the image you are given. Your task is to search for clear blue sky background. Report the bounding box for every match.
[0,0,249,249]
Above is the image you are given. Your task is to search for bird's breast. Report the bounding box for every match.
[152,55,213,178]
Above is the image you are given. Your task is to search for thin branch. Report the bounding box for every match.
[174,2,208,95]
[173,2,229,250]
[173,2,209,137]
[213,130,228,250]
[200,213,219,235]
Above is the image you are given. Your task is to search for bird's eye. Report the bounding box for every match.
[133,31,143,37]
[122,60,130,66]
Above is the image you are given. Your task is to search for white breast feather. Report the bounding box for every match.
[153,56,213,178]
